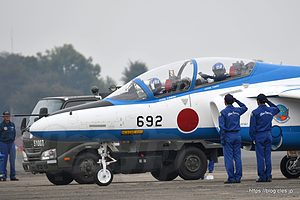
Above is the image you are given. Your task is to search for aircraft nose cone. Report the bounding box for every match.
[30,117,49,138]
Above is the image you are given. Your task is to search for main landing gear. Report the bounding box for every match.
[93,142,117,186]
[280,151,300,178]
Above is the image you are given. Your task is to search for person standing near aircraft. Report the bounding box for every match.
[249,94,280,182]
[219,94,248,184]
[0,111,18,181]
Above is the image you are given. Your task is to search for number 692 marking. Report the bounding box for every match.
[137,115,162,127]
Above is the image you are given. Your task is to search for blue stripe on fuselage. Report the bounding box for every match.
[248,62,300,85]
[31,125,300,151]
[31,127,221,142]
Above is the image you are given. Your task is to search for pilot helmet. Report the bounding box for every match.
[149,78,162,95]
[212,62,226,76]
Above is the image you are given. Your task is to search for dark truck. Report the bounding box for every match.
[22,89,223,185]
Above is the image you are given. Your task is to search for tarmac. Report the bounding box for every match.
[0,150,299,200]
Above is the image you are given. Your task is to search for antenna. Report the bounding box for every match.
[11,28,14,53]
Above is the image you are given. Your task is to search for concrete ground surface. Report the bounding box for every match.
[0,150,299,200]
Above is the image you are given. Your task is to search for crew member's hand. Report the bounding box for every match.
[252,140,255,146]
[221,140,225,146]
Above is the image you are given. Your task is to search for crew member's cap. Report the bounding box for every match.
[3,111,10,116]
[224,94,234,104]
[257,94,267,103]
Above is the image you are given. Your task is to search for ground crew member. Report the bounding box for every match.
[219,94,248,184]
[249,94,280,182]
[0,111,19,181]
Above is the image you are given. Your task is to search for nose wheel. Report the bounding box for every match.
[94,142,117,186]
[94,165,113,186]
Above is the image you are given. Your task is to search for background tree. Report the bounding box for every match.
[36,44,104,93]
[0,53,30,113]
[0,44,116,114]
[121,60,148,84]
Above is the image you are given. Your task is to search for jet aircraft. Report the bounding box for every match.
[30,57,300,186]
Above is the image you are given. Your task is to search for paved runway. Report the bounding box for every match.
[1,150,299,200]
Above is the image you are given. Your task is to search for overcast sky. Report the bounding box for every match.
[1,0,300,85]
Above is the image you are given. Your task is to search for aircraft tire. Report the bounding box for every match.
[94,165,113,186]
[72,152,99,184]
[46,172,74,185]
[151,162,178,181]
[280,155,300,178]
[176,147,207,180]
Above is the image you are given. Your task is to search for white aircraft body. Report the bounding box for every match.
[30,57,300,186]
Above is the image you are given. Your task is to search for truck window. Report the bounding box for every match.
[27,99,63,127]
[64,100,97,108]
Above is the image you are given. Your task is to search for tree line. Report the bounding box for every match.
[0,44,148,114]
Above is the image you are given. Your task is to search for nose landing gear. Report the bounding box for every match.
[94,142,117,186]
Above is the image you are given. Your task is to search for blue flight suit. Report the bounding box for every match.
[249,101,280,181]
[219,100,248,182]
[0,120,17,180]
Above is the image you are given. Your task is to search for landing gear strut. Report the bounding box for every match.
[280,151,300,178]
[94,142,117,186]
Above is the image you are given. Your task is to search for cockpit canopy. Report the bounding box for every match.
[107,57,255,101]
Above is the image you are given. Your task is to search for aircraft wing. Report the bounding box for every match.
[246,86,300,100]
[279,88,300,99]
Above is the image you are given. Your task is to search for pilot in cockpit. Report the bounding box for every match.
[199,62,230,82]
[149,78,164,96]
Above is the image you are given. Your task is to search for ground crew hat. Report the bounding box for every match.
[257,94,267,103]
[3,111,10,116]
[224,94,234,104]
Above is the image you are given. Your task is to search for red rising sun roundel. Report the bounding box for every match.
[177,108,199,133]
